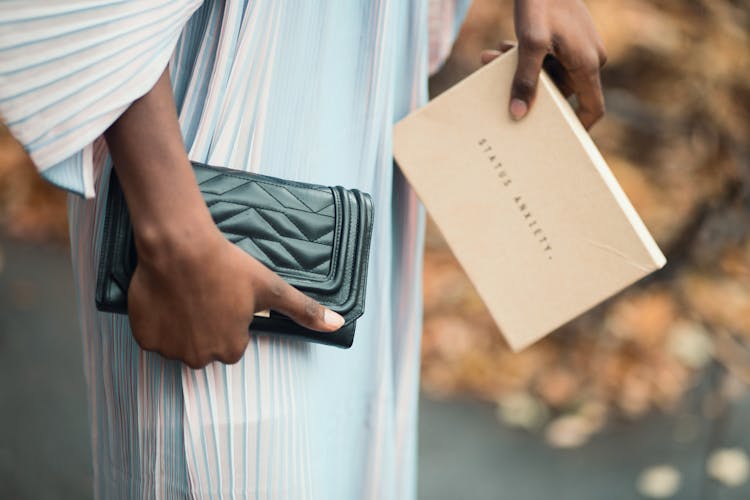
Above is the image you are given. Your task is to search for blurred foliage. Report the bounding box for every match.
[0,0,749,450]
[423,0,750,447]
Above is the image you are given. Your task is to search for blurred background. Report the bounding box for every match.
[1,0,749,498]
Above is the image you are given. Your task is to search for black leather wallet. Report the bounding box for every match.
[95,162,374,348]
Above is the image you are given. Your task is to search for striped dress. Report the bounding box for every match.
[0,1,470,498]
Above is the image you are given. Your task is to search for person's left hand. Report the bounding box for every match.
[481,0,607,129]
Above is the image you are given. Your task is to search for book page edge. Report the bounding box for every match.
[541,73,667,270]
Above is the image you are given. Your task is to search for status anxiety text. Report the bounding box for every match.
[478,138,552,260]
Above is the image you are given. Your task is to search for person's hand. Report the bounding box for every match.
[481,0,607,129]
[127,221,345,369]
[104,68,344,370]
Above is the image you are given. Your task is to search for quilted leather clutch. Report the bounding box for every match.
[95,162,374,348]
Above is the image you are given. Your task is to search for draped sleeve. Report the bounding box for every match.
[0,0,203,198]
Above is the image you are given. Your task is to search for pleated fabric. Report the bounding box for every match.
[1,1,470,498]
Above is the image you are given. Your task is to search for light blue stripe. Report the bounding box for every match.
[23,28,181,152]
[204,369,224,496]
[1,3,196,99]
[267,339,277,500]
[240,348,248,497]
[253,339,262,498]
[0,0,180,54]
[0,0,130,26]
[171,1,214,113]
[178,0,223,149]
[39,152,86,198]
[9,21,182,130]
[185,402,204,497]
[190,369,214,495]
[223,364,235,500]
[195,0,268,161]
[191,2,244,159]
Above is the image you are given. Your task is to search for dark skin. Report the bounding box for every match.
[103,0,605,369]
[482,0,607,129]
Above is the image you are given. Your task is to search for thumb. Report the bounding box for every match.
[255,269,345,332]
[480,41,517,66]
[510,43,546,121]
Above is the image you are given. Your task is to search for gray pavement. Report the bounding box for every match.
[2,236,750,500]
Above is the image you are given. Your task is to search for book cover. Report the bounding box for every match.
[393,47,666,351]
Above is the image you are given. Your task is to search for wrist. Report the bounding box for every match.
[133,201,220,267]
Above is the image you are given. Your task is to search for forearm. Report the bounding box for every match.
[103,68,214,255]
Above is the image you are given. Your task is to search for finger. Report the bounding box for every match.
[498,40,516,52]
[563,51,605,129]
[480,49,502,65]
[214,339,248,365]
[575,72,605,129]
[255,269,344,332]
[183,355,211,370]
[542,54,574,98]
[175,347,212,370]
[597,44,608,68]
[510,35,548,120]
[480,41,518,66]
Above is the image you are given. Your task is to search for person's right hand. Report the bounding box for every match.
[127,222,345,369]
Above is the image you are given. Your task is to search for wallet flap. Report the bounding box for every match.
[195,163,342,283]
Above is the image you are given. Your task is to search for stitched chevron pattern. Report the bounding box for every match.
[195,168,336,277]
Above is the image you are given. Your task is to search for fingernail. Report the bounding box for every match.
[324,308,345,329]
[510,98,528,120]
[480,49,501,64]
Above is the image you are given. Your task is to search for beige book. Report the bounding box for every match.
[393,47,666,351]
